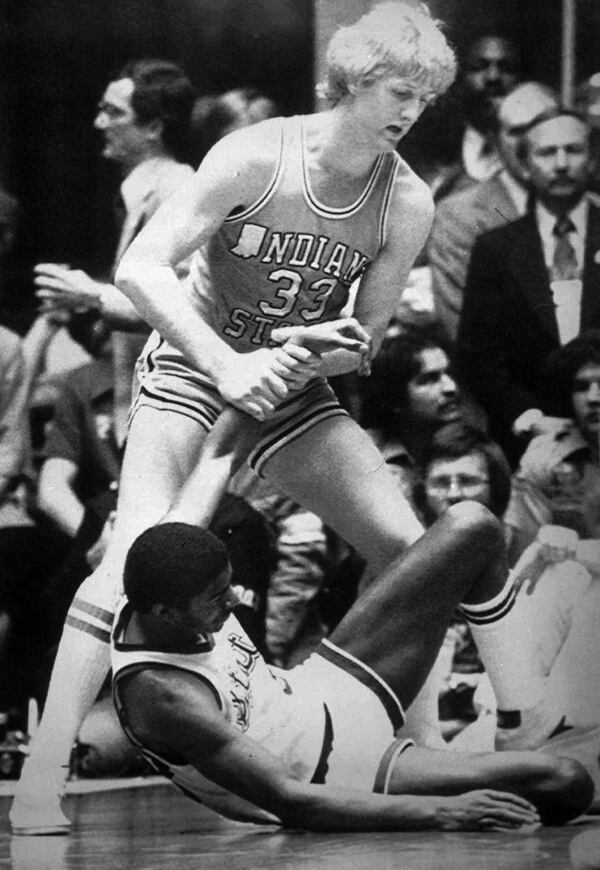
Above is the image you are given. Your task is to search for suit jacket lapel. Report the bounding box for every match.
[581,202,600,329]
[508,215,559,340]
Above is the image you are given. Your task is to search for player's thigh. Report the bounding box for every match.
[263,415,422,568]
[106,406,208,558]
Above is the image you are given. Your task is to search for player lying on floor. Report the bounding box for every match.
[110,413,593,832]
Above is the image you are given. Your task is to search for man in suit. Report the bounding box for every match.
[429,82,559,344]
[33,59,196,444]
[456,108,600,465]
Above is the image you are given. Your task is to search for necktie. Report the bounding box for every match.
[552,215,578,281]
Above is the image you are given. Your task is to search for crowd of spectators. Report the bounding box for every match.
[1,28,599,776]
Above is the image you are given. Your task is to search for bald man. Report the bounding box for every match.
[429,82,559,343]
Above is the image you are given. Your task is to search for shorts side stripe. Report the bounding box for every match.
[250,404,348,476]
[133,386,219,430]
[373,738,415,794]
[315,638,405,731]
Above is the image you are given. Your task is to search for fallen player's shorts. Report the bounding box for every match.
[296,638,413,793]
[130,331,348,476]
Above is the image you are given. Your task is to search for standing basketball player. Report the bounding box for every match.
[13,2,489,834]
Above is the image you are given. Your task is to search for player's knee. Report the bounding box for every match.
[445,501,503,552]
[533,754,594,825]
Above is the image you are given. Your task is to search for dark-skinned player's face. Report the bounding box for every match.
[169,567,239,638]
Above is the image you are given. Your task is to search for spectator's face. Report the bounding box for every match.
[167,567,239,638]
[497,88,558,183]
[462,36,520,130]
[94,78,154,169]
[406,348,461,427]
[524,116,590,207]
[571,361,600,443]
[464,37,520,100]
[424,451,491,518]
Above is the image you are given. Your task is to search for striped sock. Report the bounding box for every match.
[459,576,545,712]
[16,581,114,796]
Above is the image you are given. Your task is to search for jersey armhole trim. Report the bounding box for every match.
[378,152,401,251]
[223,122,286,224]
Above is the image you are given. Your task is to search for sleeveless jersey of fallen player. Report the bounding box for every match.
[111,600,327,824]
[188,114,401,352]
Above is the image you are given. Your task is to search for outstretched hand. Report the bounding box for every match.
[437,790,540,831]
[34,262,104,313]
[271,317,373,375]
[511,525,579,596]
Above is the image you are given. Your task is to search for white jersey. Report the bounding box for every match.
[111,600,327,823]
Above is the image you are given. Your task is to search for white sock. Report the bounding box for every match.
[17,572,114,796]
[459,575,545,712]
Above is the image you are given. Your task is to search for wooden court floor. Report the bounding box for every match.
[0,778,599,870]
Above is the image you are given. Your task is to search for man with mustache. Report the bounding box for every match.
[457,109,600,466]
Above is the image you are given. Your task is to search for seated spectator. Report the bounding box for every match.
[360,328,479,510]
[0,324,65,720]
[456,108,600,466]
[35,326,121,647]
[505,329,600,565]
[415,424,599,764]
[429,82,559,344]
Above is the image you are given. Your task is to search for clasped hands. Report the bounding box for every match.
[216,318,372,421]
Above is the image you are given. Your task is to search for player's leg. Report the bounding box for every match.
[260,413,424,575]
[384,744,593,825]
[326,500,562,752]
[11,406,208,834]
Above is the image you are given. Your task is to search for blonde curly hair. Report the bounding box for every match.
[319,2,456,105]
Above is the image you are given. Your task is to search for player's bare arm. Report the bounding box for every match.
[271,171,435,380]
[122,668,540,833]
[351,171,434,357]
[115,122,321,418]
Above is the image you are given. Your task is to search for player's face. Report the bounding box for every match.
[175,567,239,638]
[571,362,600,443]
[524,116,590,206]
[406,348,461,426]
[424,452,492,518]
[351,76,437,151]
[94,78,153,168]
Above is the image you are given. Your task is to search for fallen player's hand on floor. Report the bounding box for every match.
[436,790,541,831]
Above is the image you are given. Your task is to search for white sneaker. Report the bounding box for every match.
[10,793,71,836]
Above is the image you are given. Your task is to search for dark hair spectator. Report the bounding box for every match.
[544,329,600,418]
[117,58,196,163]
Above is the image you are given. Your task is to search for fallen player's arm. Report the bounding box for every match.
[123,668,540,833]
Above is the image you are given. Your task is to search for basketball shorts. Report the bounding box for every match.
[293,638,413,794]
[130,331,349,476]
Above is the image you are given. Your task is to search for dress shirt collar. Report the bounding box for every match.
[462,126,502,182]
[498,169,529,216]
